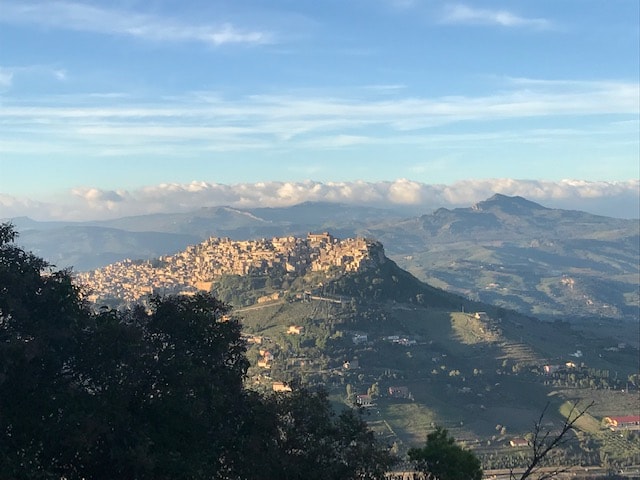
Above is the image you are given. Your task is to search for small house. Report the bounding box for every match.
[272,382,292,393]
[603,415,640,431]
[343,359,359,370]
[356,394,373,407]
[287,325,304,335]
[388,386,409,398]
[510,438,529,448]
[259,350,273,360]
[352,333,368,345]
[257,359,271,369]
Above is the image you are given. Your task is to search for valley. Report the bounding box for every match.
[236,295,639,468]
[74,228,640,471]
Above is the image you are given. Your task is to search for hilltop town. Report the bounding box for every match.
[77,232,385,304]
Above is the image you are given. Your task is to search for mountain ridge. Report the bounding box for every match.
[472,193,549,213]
[6,195,638,320]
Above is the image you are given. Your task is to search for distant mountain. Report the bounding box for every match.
[246,201,401,226]
[364,194,639,321]
[86,206,271,236]
[3,202,406,270]
[473,193,549,214]
[4,196,638,320]
[18,227,199,271]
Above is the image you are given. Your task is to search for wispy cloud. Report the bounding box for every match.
[0,64,67,90]
[2,179,638,221]
[385,0,418,10]
[0,78,635,155]
[441,4,552,29]
[0,68,13,88]
[2,79,635,122]
[0,1,273,46]
[363,84,407,93]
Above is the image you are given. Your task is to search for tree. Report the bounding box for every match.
[0,224,253,479]
[408,427,482,480]
[258,387,397,480]
[72,293,251,479]
[0,223,92,477]
[511,401,594,480]
[346,383,355,403]
[0,224,397,479]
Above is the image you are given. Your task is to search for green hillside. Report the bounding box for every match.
[221,260,639,469]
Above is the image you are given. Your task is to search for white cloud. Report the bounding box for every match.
[442,4,552,29]
[0,194,50,218]
[0,64,70,90]
[71,187,125,203]
[0,68,13,88]
[0,1,273,46]
[203,23,269,46]
[388,179,424,204]
[3,179,638,222]
[53,69,67,81]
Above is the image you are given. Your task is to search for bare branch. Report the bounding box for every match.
[518,400,594,480]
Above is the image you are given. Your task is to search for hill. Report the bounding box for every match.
[77,232,469,310]
[210,238,639,467]
[7,195,639,320]
[365,194,639,321]
[57,231,640,467]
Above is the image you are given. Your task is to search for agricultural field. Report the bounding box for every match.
[235,288,639,469]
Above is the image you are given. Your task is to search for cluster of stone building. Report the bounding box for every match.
[77,232,382,303]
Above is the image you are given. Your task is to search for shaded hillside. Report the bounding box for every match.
[326,255,464,309]
[232,259,639,465]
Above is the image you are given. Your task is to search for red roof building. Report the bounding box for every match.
[603,415,640,431]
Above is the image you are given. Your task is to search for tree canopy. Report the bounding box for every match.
[408,426,483,480]
[0,223,396,479]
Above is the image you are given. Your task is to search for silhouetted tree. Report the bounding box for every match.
[408,426,482,480]
[260,387,397,480]
[0,223,91,477]
[0,223,397,479]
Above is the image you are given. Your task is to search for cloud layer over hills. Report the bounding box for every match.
[1,178,638,221]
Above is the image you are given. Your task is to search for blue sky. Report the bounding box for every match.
[0,0,638,220]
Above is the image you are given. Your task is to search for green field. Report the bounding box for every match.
[231,266,639,467]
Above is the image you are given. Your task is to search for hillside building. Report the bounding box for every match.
[356,394,373,407]
[603,415,640,431]
[388,386,409,398]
